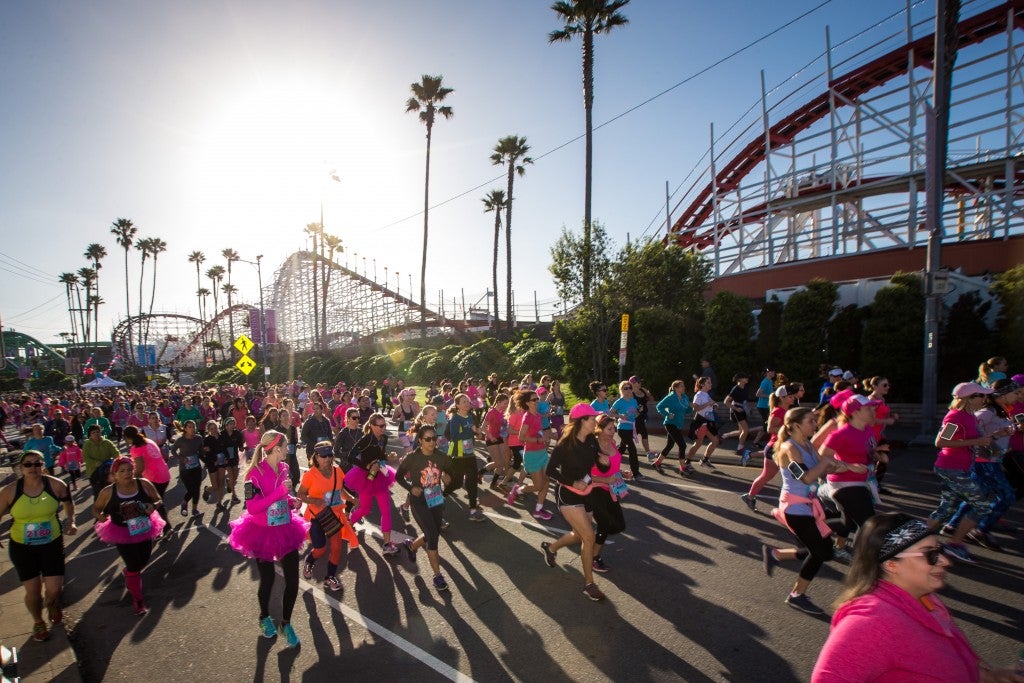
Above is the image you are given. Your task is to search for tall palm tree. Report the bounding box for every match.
[110,218,138,357]
[145,238,167,349]
[84,243,106,352]
[481,190,507,330]
[58,272,80,346]
[188,251,206,353]
[406,74,454,337]
[135,238,153,357]
[303,222,323,349]
[76,267,96,351]
[490,136,532,330]
[206,265,225,351]
[321,234,342,345]
[221,248,240,344]
[549,0,629,301]
[197,287,211,360]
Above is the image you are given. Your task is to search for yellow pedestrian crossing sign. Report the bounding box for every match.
[233,334,255,355]
[235,355,256,376]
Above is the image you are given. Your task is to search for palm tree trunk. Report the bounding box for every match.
[505,164,515,331]
[92,265,100,357]
[138,257,146,361]
[147,257,159,353]
[74,285,88,353]
[492,211,501,331]
[64,285,78,346]
[124,248,133,362]
[226,263,235,346]
[420,125,432,339]
[582,27,595,302]
[195,264,203,353]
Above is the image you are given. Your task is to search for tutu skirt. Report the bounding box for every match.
[344,465,396,497]
[94,512,166,544]
[228,511,309,562]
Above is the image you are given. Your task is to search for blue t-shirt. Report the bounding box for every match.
[756,378,773,409]
[590,399,611,415]
[611,397,638,429]
[537,399,551,429]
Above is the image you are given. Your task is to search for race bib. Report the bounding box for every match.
[324,490,344,507]
[226,447,237,460]
[287,444,296,456]
[499,425,508,438]
[423,484,444,508]
[215,452,227,466]
[127,515,152,537]
[185,454,200,470]
[24,521,53,545]
[610,474,630,500]
[462,438,474,453]
[67,461,80,471]
[266,499,289,526]
[554,406,564,416]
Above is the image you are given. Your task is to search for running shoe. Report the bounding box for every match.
[740,493,757,512]
[402,539,417,562]
[180,503,188,516]
[259,616,277,639]
[734,448,745,456]
[468,508,485,522]
[323,575,342,592]
[939,525,957,536]
[592,556,609,573]
[632,472,644,481]
[215,502,228,512]
[646,452,659,462]
[231,494,241,504]
[832,546,853,563]
[280,622,300,648]
[302,558,315,580]
[653,463,665,475]
[582,583,606,602]
[191,508,201,517]
[203,486,211,503]
[532,508,553,521]
[382,542,400,556]
[943,543,976,564]
[507,484,520,506]
[785,593,824,615]
[439,518,450,531]
[541,541,557,567]
[966,529,1002,551]
[699,458,716,470]
[740,450,751,467]
[433,573,449,591]
[762,544,778,577]
[133,599,148,616]
[32,621,50,642]
[47,604,63,625]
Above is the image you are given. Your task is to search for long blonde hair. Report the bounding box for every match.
[773,407,813,466]
[245,429,285,478]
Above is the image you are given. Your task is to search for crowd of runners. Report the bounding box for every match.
[1,357,1023,678]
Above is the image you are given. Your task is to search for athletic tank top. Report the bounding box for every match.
[780,440,819,516]
[10,479,61,545]
[103,480,154,527]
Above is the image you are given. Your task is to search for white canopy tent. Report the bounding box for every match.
[81,375,126,388]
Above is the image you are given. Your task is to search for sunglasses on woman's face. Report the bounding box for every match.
[895,544,946,565]
[21,461,44,468]
[421,436,437,442]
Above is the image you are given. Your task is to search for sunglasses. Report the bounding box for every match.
[597,388,607,392]
[21,461,44,468]
[421,436,437,442]
[371,423,386,428]
[895,544,946,565]
[315,452,335,458]
[529,398,540,403]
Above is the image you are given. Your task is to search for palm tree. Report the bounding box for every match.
[58,272,80,346]
[110,218,138,357]
[145,238,167,349]
[490,136,532,330]
[481,190,507,330]
[549,0,629,301]
[135,238,153,357]
[321,234,343,345]
[197,287,211,359]
[84,243,106,352]
[76,267,96,350]
[221,248,240,344]
[221,282,238,349]
[188,251,207,353]
[406,74,454,337]
[206,265,225,351]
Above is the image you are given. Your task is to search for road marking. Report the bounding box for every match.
[197,522,474,683]
[72,546,116,560]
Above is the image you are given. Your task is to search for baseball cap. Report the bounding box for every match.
[828,368,843,377]
[773,385,789,398]
[842,394,881,417]
[64,435,76,443]
[951,382,994,398]
[569,403,599,420]
[536,386,548,396]
[829,388,856,410]
[842,370,857,381]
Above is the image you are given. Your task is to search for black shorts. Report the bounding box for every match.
[556,484,588,508]
[485,438,504,446]
[9,537,66,581]
[634,418,649,439]
[509,446,524,471]
[689,415,719,440]
[730,408,748,424]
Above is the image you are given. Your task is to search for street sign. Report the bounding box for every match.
[235,355,256,376]
[233,334,255,356]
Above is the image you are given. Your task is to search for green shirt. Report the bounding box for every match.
[84,416,112,438]
[82,437,120,477]
[174,406,202,425]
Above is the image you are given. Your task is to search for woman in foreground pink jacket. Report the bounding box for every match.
[812,513,1022,682]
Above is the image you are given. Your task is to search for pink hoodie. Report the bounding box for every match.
[812,580,978,682]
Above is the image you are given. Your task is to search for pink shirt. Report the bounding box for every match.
[506,411,524,448]
[824,423,874,483]
[242,428,261,449]
[484,408,506,441]
[935,409,979,471]
[131,439,170,484]
[591,443,622,490]
[521,412,544,452]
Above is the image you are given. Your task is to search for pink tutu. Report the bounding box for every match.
[228,511,309,562]
[94,511,166,544]
[344,464,396,497]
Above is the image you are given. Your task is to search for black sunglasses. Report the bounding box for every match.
[315,451,335,458]
[421,436,437,442]
[371,422,386,428]
[21,461,44,468]
[895,544,946,565]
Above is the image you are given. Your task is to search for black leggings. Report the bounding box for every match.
[256,550,299,623]
[410,498,444,551]
[116,540,153,572]
[660,424,687,459]
[153,481,170,526]
[832,486,875,539]
[589,488,626,545]
[444,457,480,508]
[785,513,834,582]
[617,429,639,476]
[180,467,203,508]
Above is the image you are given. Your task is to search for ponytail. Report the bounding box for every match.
[246,429,284,479]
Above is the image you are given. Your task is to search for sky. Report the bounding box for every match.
[0,0,959,345]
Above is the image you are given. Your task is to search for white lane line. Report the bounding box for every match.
[71,546,116,560]
[479,509,614,544]
[197,522,475,683]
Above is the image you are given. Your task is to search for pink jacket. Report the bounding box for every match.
[812,581,978,682]
[244,460,295,526]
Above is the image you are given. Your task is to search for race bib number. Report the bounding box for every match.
[127,515,152,537]
[462,438,474,453]
[266,499,289,526]
[185,454,200,470]
[226,447,237,460]
[610,474,630,499]
[424,484,444,508]
[499,424,508,438]
[24,521,53,545]
[215,452,227,466]
[287,444,296,456]
[67,461,80,471]
[324,490,344,507]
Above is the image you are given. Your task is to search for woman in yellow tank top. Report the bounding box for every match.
[0,449,77,642]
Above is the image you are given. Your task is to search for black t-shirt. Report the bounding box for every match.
[395,448,451,494]
[546,433,603,486]
[727,384,749,409]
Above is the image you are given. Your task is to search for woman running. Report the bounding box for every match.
[653,380,692,475]
[93,456,166,615]
[57,435,83,491]
[722,373,752,465]
[687,377,721,469]
[741,384,798,511]
[0,450,77,641]
[297,441,357,593]
[976,356,1008,388]
[228,430,309,648]
[610,380,641,480]
[202,420,228,511]
[221,417,245,504]
[865,376,898,492]
[548,380,567,438]
[629,376,654,461]
[345,416,400,555]
[589,381,611,416]
[396,424,454,591]
[241,415,261,468]
[761,407,851,615]
[507,390,553,521]
[170,420,204,517]
[540,403,612,601]
[482,393,511,492]
[591,415,630,572]
[442,394,485,522]
[124,425,171,532]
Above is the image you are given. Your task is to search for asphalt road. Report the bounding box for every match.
[7,439,1023,682]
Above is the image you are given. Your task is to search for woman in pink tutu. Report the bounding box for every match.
[344,416,399,555]
[91,456,166,615]
[228,429,308,648]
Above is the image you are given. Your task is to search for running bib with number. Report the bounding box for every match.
[287,444,296,456]
[610,474,630,500]
[462,438,474,453]
[424,484,444,508]
[324,490,344,507]
[185,455,200,469]
[215,452,227,466]
[67,461,80,471]
[24,521,53,545]
[127,515,152,537]
[266,499,289,526]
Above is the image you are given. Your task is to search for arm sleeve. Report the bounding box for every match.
[395,456,414,492]
[546,443,575,486]
[244,470,288,516]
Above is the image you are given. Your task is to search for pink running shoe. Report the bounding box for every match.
[506,485,520,506]
[532,508,553,521]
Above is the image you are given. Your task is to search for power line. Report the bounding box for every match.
[0,250,58,280]
[4,292,68,321]
[0,263,58,287]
